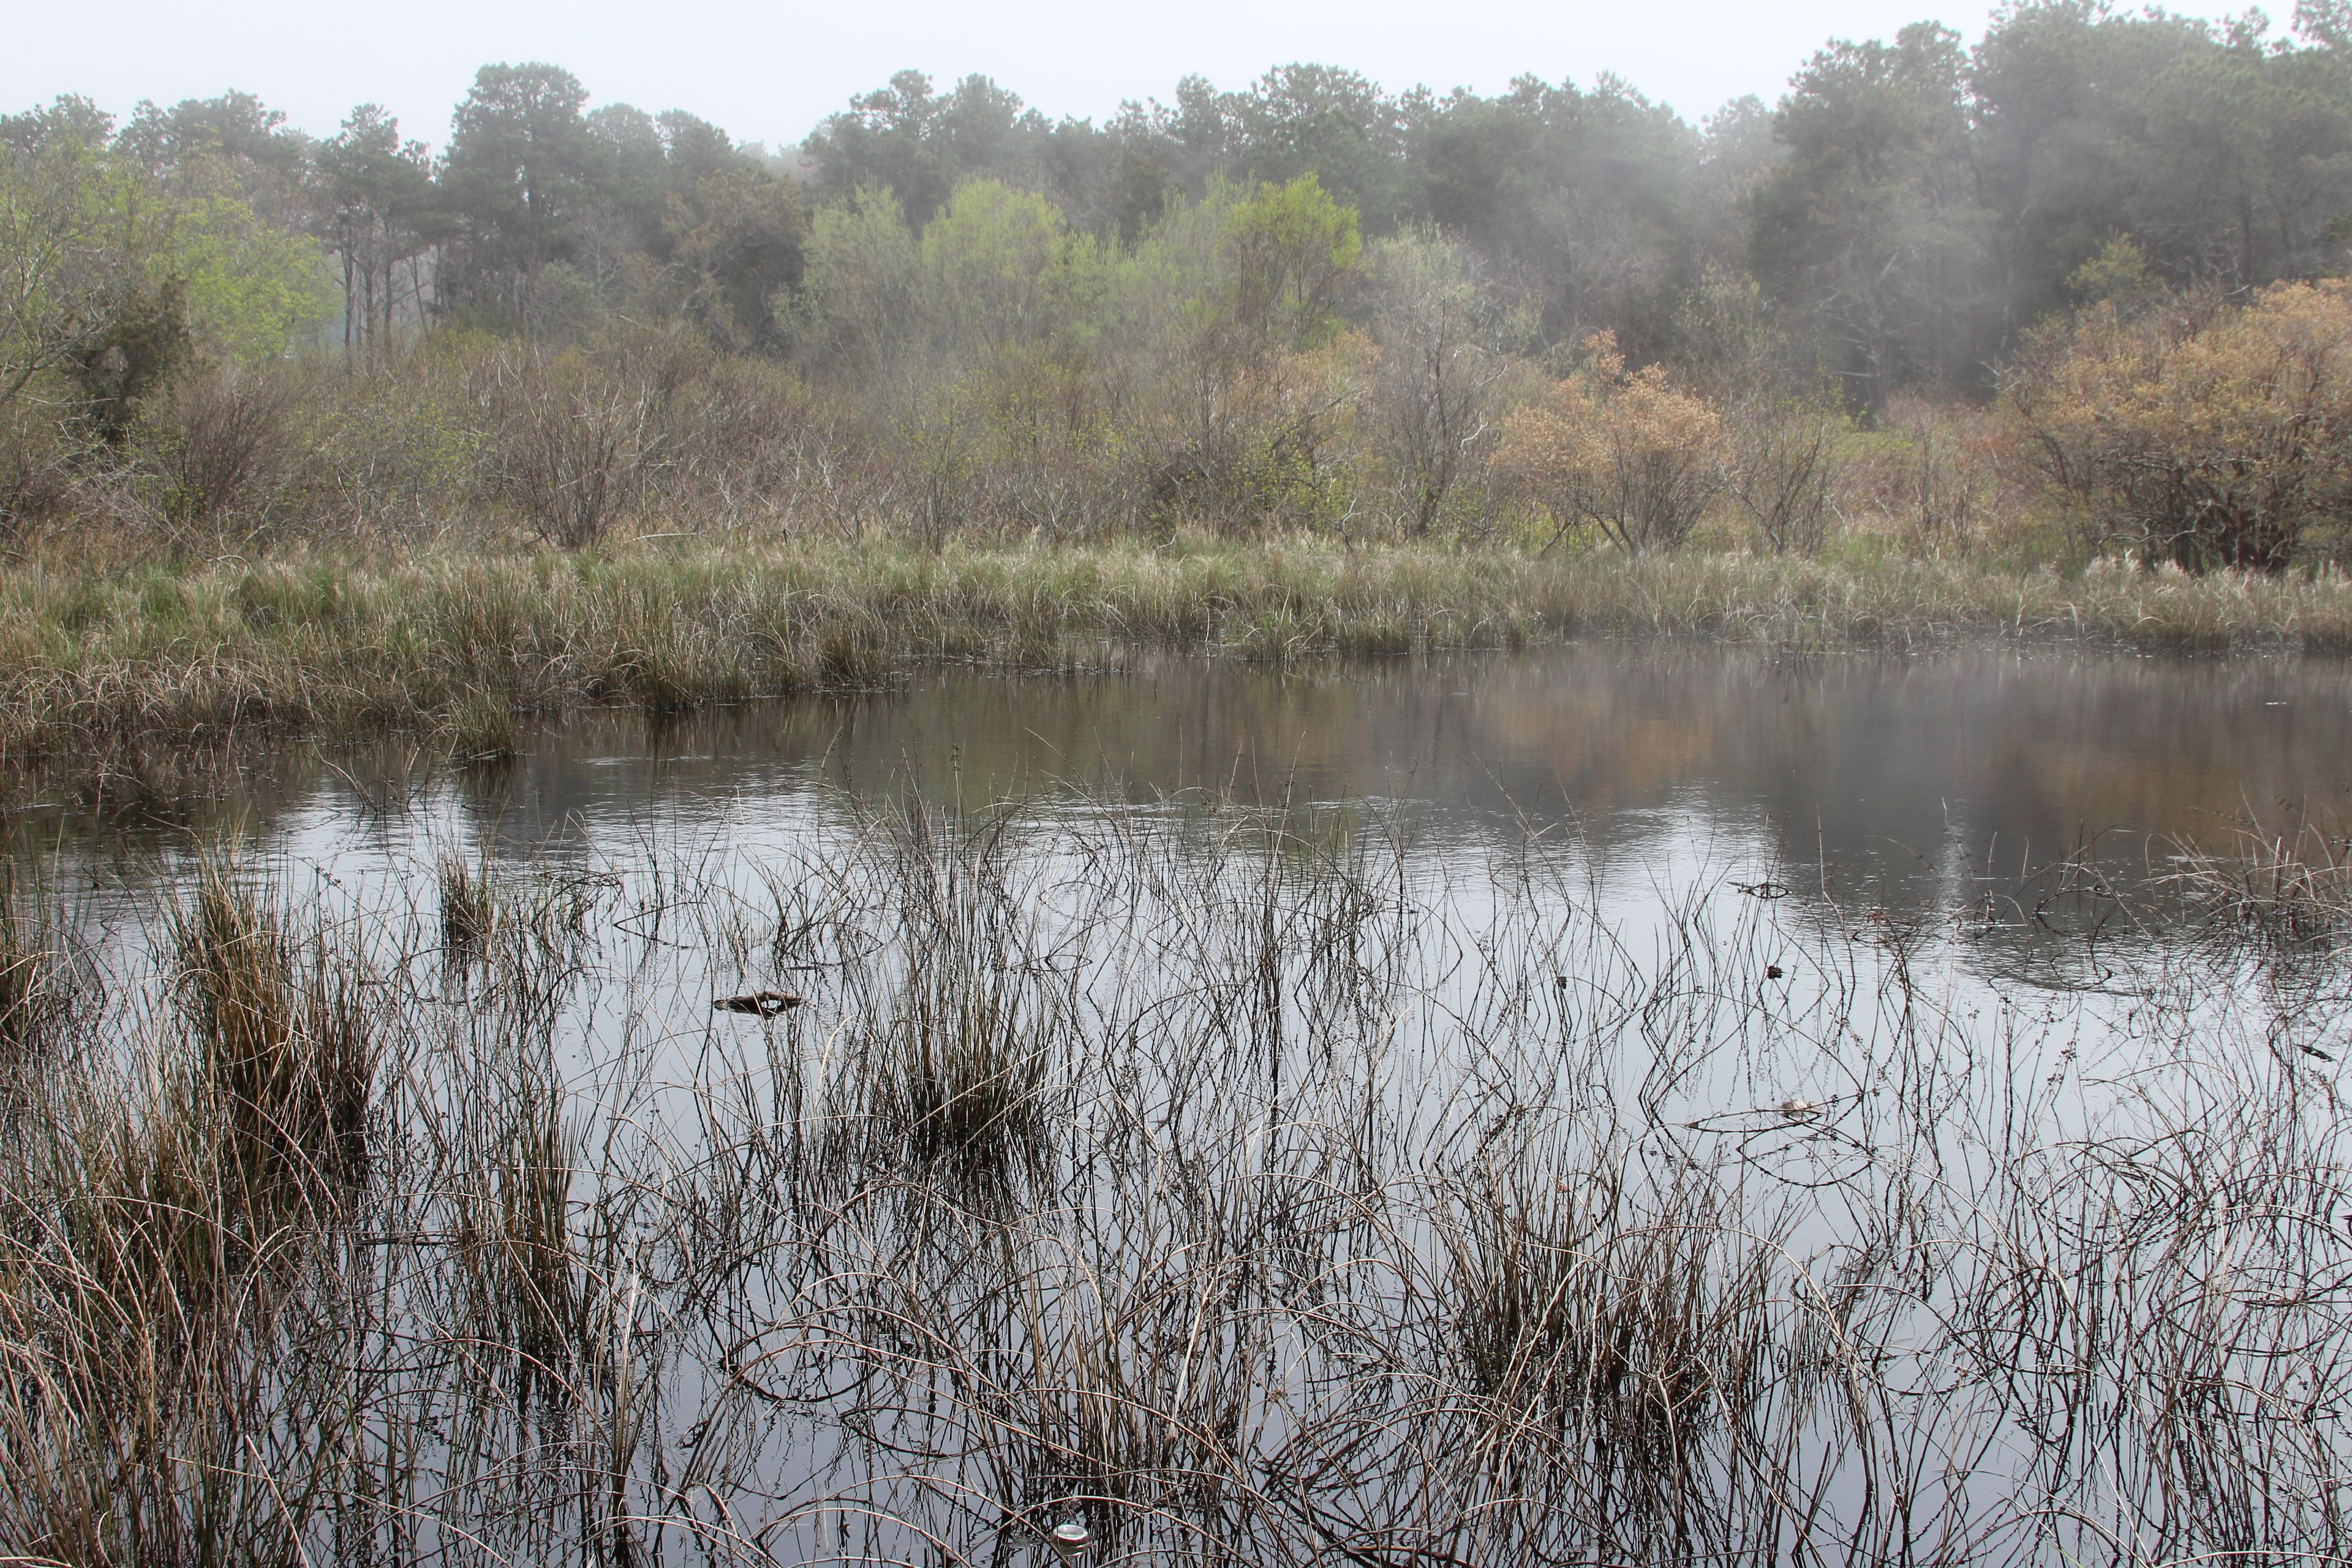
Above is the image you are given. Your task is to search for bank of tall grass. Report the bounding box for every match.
[4,535,2350,780]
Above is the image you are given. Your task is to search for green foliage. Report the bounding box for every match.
[1220,174,1360,350]
[1742,1,2352,409]
[665,165,804,352]
[919,181,1101,350]
[162,162,337,359]
[799,189,921,368]
[1,100,330,452]
[438,63,607,317]
[1751,23,1989,409]
[64,278,189,440]
[0,105,160,411]
[317,105,434,356]
[1225,65,1411,230]
[2065,236,2163,312]
[435,63,799,343]
[803,71,1038,231]
[9,16,2352,559]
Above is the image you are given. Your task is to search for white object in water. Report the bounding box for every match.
[1051,1521,1091,1562]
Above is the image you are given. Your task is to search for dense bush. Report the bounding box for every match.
[2008,279,2352,572]
[146,362,296,525]
[1495,334,1723,554]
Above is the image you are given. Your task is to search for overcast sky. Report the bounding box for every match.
[1,0,2256,153]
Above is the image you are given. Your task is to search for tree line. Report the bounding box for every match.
[2,1,2350,568]
[9,2,2351,396]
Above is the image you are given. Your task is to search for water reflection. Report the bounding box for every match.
[7,649,2349,1564]
[14,645,2352,933]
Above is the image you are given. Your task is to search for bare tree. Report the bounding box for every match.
[1365,233,1511,533]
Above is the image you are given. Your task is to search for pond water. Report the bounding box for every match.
[31,643,2352,934]
[10,644,2352,1567]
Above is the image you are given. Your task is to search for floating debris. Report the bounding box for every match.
[713,990,804,1017]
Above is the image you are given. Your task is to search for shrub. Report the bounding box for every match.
[1363,233,1511,535]
[1496,333,1722,554]
[643,353,824,520]
[1839,394,2003,553]
[2007,279,2352,572]
[149,361,296,525]
[0,407,77,535]
[1722,394,1844,554]
[489,353,651,548]
[1140,344,1358,538]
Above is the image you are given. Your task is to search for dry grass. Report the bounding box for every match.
[2167,805,2352,956]
[1,538,2348,791]
[0,861,81,1061]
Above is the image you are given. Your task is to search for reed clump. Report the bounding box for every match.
[0,861,80,1061]
[1445,1163,1766,1455]
[172,861,375,1188]
[873,963,1051,1169]
[442,690,521,763]
[4,869,388,1568]
[2168,809,2352,954]
[439,846,501,952]
[456,1094,590,1402]
[848,803,1061,1174]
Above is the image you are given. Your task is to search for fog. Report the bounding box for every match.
[0,0,2247,151]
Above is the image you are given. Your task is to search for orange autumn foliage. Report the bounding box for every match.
[1496,333,1724,554]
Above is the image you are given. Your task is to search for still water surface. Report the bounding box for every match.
[30,643,2352,941]
[18,643,2352,1564]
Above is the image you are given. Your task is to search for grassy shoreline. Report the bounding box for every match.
[6,535,2351,774]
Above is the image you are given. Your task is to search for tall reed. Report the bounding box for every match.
[0,791,2343,1564]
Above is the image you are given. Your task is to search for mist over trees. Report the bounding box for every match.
[4,0,2351,566]
[15,2,2352,387]
[791,3,2352,397]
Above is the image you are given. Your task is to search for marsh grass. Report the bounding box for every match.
[2,540,2350,793]
[443,690,521,764]
[0,865,387,1566]
[2169,807,2352,956]
[850,800,1061,1174]
[0,861,83,1062]
[0,790,2348,1564]
[439,846,502,952]
[173,858,377,1189]
[459,1088,590,1401]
